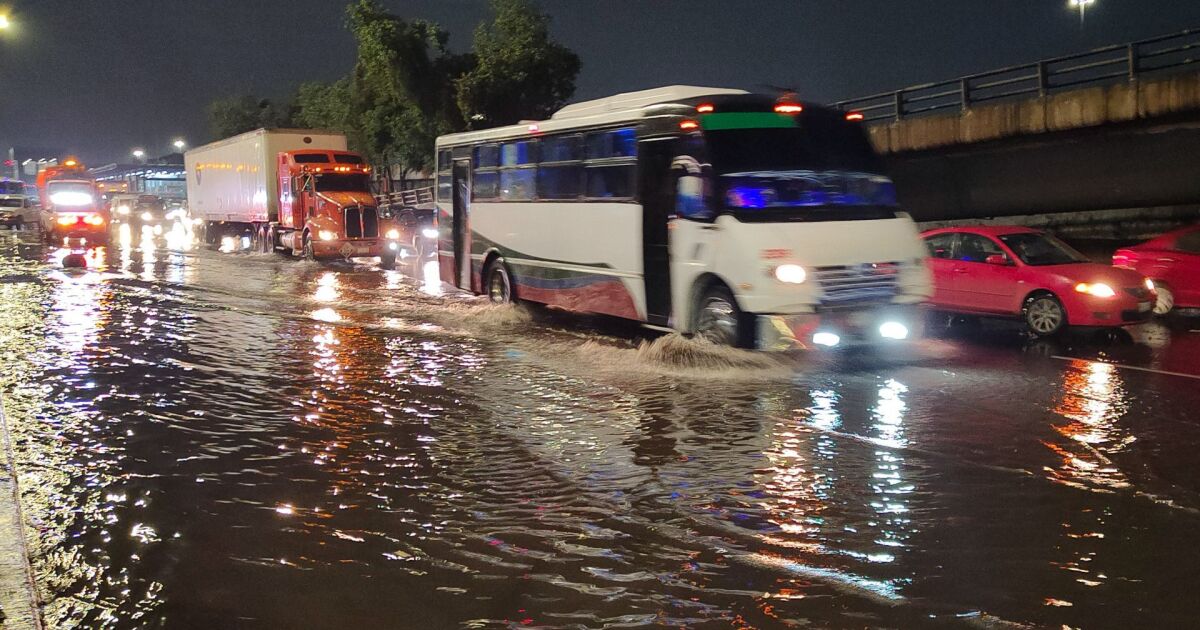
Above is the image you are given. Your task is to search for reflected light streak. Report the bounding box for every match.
[314,272,340,302]
[420,260,442,296]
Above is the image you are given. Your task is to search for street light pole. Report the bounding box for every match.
[1069,0,1096,25]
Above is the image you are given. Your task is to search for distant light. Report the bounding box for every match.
[879,321,909,340]
[774,103,804,114]
[0,15,10,30]
[64,159,78,167]
[696,103,715,113]
[845,111,865,121]
[679,119,700,131]
[1069,0,1096,22]
[132,149,146,159]
[421,227,438,239]
[173,139,187,151]
[813,332,841,347]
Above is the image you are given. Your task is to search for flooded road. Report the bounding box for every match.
[1,227,1199,629]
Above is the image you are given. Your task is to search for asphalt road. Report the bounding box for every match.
[0,226,1198,629]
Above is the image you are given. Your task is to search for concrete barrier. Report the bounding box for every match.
[0,398,42,630]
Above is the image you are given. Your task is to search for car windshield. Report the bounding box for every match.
[315,173,369,192]
[999,233,1090,266]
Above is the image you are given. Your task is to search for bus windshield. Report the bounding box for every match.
[704,113,898,221]
[315,173,370,192]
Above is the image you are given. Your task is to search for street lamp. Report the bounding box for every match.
[0,14,11,30]
[132,149,146,162]
[173,139,186,151]
[1069,0,1096,23]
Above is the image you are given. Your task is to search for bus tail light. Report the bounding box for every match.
[845,111,865,121]
[696,103,715,113]
[679,119,700,131]
[774,103,804,114]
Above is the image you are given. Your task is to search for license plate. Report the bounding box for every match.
[1138,301,1152,312]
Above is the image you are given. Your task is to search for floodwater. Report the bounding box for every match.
[0,225,1199,629]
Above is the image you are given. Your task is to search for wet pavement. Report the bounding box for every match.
[0,225,1198,629]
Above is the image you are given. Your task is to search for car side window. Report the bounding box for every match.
[956,234,1005,263]
[1175,230,1200,254]
[924,233,957,259]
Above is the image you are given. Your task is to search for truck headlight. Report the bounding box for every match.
[117,205,130,215]
[773,264,807,284]
[386,229,400,239]
[141,212,153,221]
[318,230,337,241]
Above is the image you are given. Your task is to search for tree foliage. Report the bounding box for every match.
[210,0,581,174]
[207,95,292,140]
[456,0,581,128]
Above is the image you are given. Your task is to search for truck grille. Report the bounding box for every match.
[814,262,900,305]
[343,206,380,239]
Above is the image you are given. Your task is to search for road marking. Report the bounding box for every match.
[1051,355,1200,380]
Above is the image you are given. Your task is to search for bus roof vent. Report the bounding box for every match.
[551,85,748,120]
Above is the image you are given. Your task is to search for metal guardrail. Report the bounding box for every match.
[375,186,435,208]
[834,28,1200,123]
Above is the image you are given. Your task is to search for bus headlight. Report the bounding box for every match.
[318,230,337,241]
[385,229,400,239]
[879,321,909,340]
[421,227,438,239]
[812,331,840,347]
[773,264,807,284]
[117,205,130,215]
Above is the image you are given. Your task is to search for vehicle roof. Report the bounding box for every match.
[922,225,1041,237]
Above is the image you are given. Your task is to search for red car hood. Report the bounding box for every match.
[1045,262,1146,288]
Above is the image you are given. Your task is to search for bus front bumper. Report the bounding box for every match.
[756,305,923,351]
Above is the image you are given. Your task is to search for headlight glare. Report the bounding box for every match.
[1075,282,1116,298]
[318,230,337,241]
[385,229,400,240]
[773,264,807,284]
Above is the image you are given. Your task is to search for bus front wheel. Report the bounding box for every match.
[485,258,516,305]
[695,284,754,349]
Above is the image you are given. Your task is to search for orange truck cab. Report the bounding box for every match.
[273,150,400,267]
[36,159,108,244]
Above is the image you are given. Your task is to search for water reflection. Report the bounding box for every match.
[1047,360,1132,491]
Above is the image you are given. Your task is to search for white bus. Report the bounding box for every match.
[434,86,932,349]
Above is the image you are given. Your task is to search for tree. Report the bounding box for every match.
[456,0,581,128]
[341,0,470,173]
[207,95,292,140]
[293,79,355,137]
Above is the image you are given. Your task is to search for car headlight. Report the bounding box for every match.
[773,264,807,284]
[385,229,400,240]
[141,212,153,221]
[422,227,439,239]
[318,230,337,241]
[1144,278,1156,292]
[117,205,130,215]
[1075,282,1116,298]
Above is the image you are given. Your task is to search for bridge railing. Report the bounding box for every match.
[835,28,1200,123]
[375,186,435,209]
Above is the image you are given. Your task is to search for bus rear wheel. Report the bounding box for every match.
[485,258,515,305]
[695,284,754,348]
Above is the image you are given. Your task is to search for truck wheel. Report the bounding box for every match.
[694,284,755,348]
[485,258,516,304]
[302,233,317,261]
[1024,293,1067,337]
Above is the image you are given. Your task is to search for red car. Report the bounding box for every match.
[1112,224,1200,315]
[922,226,1155,336]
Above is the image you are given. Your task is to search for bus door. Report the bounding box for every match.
[638,139,675,326]
[451,160,471,290]
[664,135,718,332]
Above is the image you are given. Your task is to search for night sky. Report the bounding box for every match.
[3,0,1200,164]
